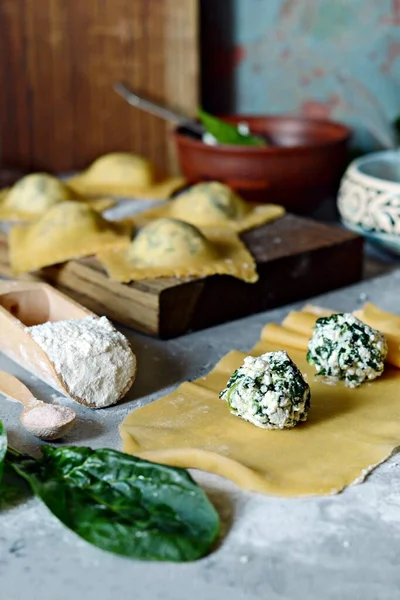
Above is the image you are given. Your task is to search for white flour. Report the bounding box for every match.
[27,316,136,408]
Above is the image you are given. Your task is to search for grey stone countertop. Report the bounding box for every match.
[1,197,400,600]
[1,268,400,600]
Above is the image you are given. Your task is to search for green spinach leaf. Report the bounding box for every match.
[0,429,30,507]
[0,420,6,487]
[11,445,220,562]
[0,462,32,510]
[198,109,267,146]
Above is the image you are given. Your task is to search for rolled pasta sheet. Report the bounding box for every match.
[260,323,309,352]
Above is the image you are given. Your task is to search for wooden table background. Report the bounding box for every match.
[0,0,199,175]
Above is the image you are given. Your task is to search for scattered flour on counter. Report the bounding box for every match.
[27,316,136,408]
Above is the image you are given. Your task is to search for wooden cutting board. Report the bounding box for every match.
[0,0,198,174]
[0,215,363,338]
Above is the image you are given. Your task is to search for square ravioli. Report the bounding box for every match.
[97,217,258,283]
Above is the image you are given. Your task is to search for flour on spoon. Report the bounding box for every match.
[27,316,136,408]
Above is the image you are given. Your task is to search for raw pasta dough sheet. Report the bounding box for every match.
[121,308,400,497]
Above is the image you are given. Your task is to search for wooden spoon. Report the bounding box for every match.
[0,280,136,408]
[0,371,76,441]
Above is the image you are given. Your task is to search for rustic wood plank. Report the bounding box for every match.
[46,261,161,333]
[164,0,199,171]
[0,0,199,174]
[0,215,364,338]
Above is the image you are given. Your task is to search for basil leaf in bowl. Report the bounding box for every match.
[199,109,267,146]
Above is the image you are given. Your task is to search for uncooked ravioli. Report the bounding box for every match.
[97,217,258,283]
[66,152,185,199]
[0,173,114,222]
[121,306,400,497]
[129,218,217,266]
[134,181,285,232]
[74,153,155,188]
[170,182,247,223]
[9,201,132,274]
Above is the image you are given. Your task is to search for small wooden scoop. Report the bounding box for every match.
[0,280,136,408]
[0,371,76,440]
[0,280,95,406]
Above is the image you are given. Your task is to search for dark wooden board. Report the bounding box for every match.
[0,0,198,174]
[0,215,364,338]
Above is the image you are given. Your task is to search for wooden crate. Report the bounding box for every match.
[0,0,199,174]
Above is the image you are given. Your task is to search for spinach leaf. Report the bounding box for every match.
[11,445,220,562]
[0,462,32,510]
[0,420,6,487]
[198,109,267,146]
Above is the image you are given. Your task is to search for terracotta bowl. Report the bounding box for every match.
[173,116,351,213]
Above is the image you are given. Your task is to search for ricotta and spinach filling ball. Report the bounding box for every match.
[219,351,311,429]
[307,313,387,388]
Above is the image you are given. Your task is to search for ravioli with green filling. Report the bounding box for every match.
[9,201,132,274]
[0,173,114,222]
[97,217,258,283]
[66,152,185,199]
[133,181,285,232]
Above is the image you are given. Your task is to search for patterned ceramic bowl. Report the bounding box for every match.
[343,223,400,256]
[338,150,400,235]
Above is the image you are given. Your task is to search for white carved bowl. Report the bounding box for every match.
[338,150,400,236]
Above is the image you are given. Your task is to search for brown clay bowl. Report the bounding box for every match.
[173,116,351,213]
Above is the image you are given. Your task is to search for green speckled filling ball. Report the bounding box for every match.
[219,351,310,429]
[307,313,387,388]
